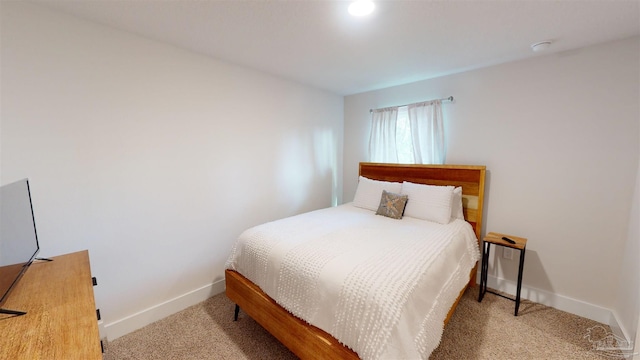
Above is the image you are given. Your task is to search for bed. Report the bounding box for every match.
[225,162,486,359]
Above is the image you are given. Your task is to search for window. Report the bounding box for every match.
[395,106,414,164]
[369,100,445,164]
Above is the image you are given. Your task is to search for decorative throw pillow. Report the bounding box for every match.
[375,190,409,219]
[353,176,403,211]
[400,181,455,224]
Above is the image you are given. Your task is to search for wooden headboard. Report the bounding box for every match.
[358,162,486,241]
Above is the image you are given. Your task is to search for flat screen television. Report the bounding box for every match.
[0,179,40,315]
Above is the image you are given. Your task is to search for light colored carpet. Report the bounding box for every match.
[104,287,618,359]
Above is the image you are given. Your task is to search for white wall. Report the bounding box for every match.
[344,37,640,324]
[614,157,640,347]
[1,3,343,339]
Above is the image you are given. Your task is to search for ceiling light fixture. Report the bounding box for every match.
[348,0,375,17]
[531,41,552,52]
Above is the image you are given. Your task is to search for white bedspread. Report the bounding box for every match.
[225,203,480,359]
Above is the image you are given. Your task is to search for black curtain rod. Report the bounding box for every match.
[369,96,454,113]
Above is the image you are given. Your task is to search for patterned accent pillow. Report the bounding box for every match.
[375,190,409,219]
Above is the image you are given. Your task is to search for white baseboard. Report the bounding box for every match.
[485,275,635,357]
[609,310,637,360]
[485,275,637,357]
[484,274,615,325]
[610,311,628,343]
[104,279,226,341]
[104,275,626,348]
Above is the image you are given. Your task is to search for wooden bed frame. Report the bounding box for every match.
[225,162,486,359]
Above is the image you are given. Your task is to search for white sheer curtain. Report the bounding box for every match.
[407,100,445,164]
[368,107,399,163]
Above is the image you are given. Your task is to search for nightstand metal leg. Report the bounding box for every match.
[478,241,490,302]
[515,247,526,316]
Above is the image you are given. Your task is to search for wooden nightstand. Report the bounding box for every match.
[478,232,527,316]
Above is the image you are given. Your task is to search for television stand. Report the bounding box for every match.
[0,308,26,316]
[0,250,102,359]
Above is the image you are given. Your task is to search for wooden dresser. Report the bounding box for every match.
[0,250,102,359]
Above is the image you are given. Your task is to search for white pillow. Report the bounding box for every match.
[353,176,402,211]
[451,187,465,221]
[400,181,455,224]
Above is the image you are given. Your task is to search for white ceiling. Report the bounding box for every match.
[33,0,640,95]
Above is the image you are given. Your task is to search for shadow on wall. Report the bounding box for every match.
[516,250,553,304]
[275,127,339,215]
[491,249,554,305]
[205,126,339,290]
[480,170,554,302]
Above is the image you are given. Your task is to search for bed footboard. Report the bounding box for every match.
[226,267,473,359]
[225,269,359,360]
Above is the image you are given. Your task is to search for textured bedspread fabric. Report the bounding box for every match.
[225,204,480,359]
